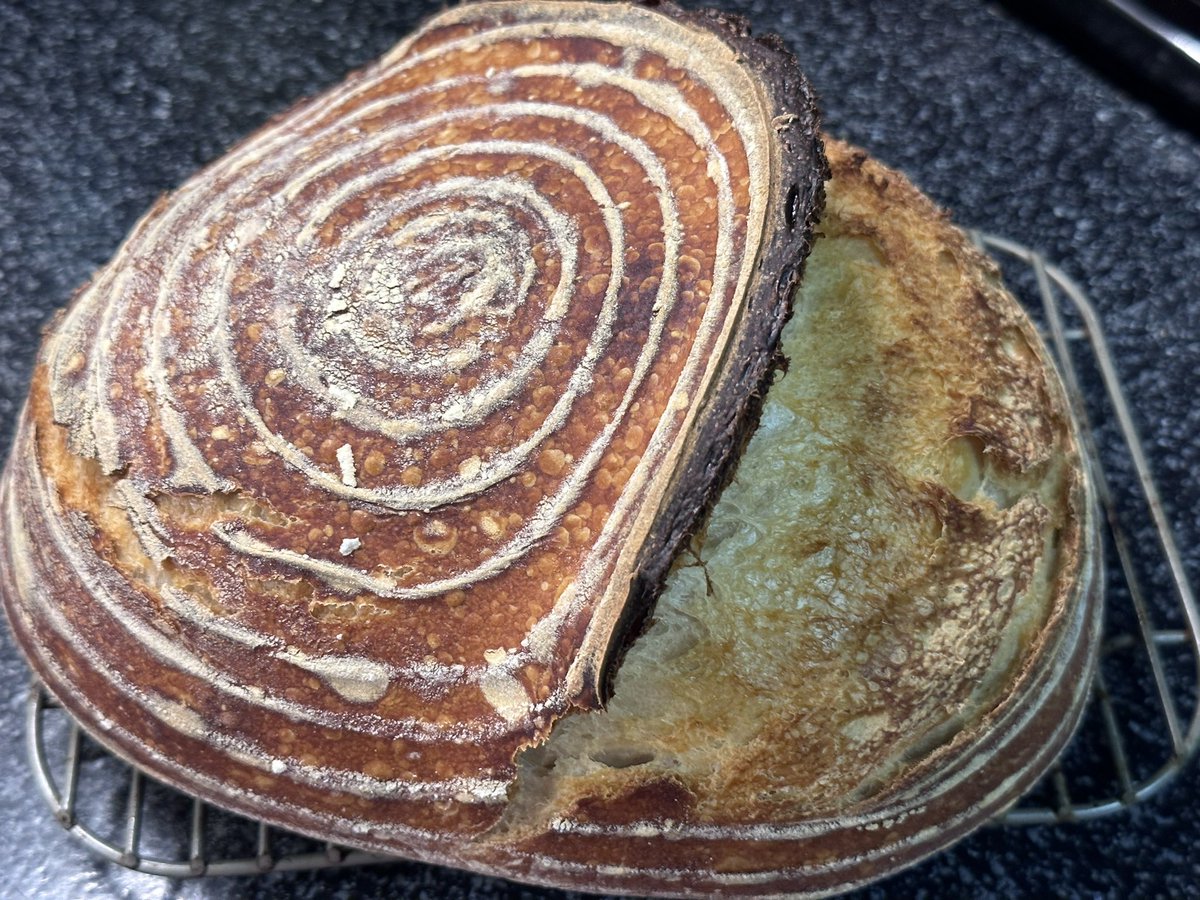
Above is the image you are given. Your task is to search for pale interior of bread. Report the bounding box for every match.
[492,146,1074,836]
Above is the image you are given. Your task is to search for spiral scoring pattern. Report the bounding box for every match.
[5,1,788,840]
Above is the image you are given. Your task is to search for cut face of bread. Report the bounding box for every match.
[0,0,826,871]
[471,139,1100,895]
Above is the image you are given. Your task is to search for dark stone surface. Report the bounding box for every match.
[0,1,1197,898]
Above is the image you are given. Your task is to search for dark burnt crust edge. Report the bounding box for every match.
[597,1,828,703]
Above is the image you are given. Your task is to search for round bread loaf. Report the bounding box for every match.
[0,2,1098,897]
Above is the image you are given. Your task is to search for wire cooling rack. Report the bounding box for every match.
[21,233,1200,876]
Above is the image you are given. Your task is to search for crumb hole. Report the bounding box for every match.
[589,747,656,769]
[943,434,986,502]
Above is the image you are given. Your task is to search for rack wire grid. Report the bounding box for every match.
[21,232,1200,877]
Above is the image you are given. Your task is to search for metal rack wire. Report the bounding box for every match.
[970,232,1200,823]
[22,233,1200,875]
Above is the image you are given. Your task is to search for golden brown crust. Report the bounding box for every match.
[0,0,823,866]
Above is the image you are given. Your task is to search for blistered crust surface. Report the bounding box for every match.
[0,0,822,857]
[483,138,1097,895]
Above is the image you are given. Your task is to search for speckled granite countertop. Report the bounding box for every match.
[1,1,1197,898]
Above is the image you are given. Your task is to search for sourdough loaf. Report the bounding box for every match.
[0,2,1097,897]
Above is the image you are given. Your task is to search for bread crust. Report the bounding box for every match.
[0,0,825,871]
